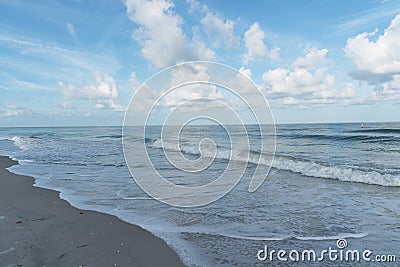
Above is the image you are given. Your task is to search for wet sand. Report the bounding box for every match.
[0,156,184,267]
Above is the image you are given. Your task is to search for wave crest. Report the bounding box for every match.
[151,139,400,187]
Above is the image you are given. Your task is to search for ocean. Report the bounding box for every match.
[0,122,399,266]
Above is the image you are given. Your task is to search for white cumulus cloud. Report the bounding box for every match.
[95,99,124,111]
[345,13,400,101]
[242,22,280,65]
[239,67,252,79]
[59,73,125,111]
[125,0,214,68]
[160,63,221,108]
[201,10,240,49]
[293,47,328,69]
[60,73,118,100]
[345,14,400,76]
[262,48,355,107]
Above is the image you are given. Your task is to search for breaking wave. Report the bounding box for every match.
[151,139,400,187]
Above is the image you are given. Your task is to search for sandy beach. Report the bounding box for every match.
[0,156,184,267]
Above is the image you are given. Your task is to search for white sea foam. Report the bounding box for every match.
[272,157,400,186]
[0,247,15,256]
[18,159,34,164]
[295,232,368,241]
[10,136,30,151]
[152,139,400,187]
[208,232,291,241]
[151,227,367,242]
[215,232,368,242]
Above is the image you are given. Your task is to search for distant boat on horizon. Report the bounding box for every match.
[361,123,365,128]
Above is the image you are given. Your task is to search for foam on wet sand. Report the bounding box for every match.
[0,156,184,267]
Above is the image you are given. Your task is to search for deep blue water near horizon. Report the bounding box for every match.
[1,122,400,266]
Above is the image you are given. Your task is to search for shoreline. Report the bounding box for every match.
[0,156,184,267]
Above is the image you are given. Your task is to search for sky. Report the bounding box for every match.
[1,0,400,126]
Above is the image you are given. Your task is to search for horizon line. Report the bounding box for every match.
[0,120,399,128]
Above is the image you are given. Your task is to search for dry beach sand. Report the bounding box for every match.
[0,156,184,267]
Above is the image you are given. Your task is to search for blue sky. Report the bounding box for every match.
[1,0,400,126]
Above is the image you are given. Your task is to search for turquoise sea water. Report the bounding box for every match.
[0,123,399,266]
